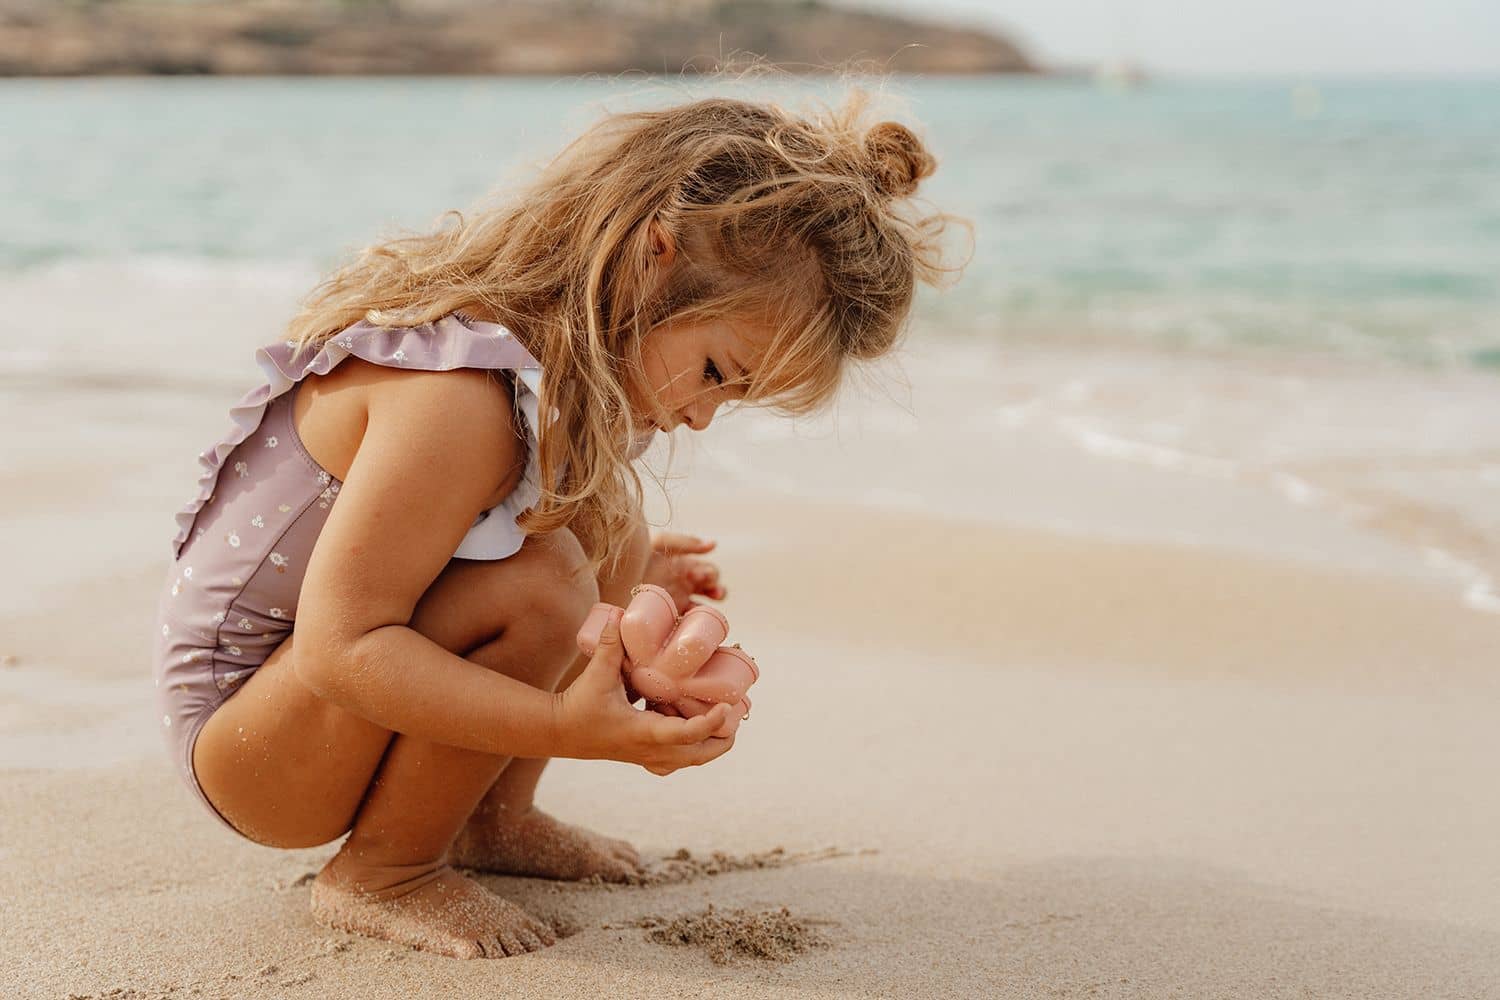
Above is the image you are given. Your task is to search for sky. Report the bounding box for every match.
[833,0,1500,76]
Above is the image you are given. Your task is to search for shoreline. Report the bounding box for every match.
[5,310,1500,622]
[3,254,1497,377]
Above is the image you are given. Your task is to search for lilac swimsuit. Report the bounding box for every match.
[150,314,647,837]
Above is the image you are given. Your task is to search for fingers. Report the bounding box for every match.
[664,734,737,770]
[683,560,726,600]
[576,604,626,688]
[648,703,727,745]
[635,703,736,775]
[652,531,716,555]
[641,734,736,776]
[687,562,720,590]
[699,702,730,734]
[691,733,735,766]
[594,604,624,657]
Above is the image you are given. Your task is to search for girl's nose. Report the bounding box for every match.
[683,402,715,431]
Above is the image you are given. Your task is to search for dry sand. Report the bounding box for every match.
[3,333,1500,998]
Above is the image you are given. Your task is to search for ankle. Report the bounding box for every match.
[328,839,444,875]
[466,798,537,828]
[319,849,447,901]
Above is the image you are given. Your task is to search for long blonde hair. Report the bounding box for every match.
[285,77,969,577]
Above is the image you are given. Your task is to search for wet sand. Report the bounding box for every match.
[4,324,1500,997]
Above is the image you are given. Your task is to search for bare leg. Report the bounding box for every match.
[308,565,594,958]
[310,542,609,959]
[445,643,643,881]
[193,531,600,958]
[449,519,651,880]
[310,731,559,958]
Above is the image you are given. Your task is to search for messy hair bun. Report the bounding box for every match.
[862,121,937,200]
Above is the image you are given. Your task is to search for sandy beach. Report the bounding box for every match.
[3,273,1500,998]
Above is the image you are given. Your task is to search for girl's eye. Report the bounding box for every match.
[704,359,725,386]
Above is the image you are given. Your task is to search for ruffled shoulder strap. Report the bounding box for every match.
[171,314,543,560]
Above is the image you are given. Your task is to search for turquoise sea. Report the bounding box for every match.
[2,75,1497,367]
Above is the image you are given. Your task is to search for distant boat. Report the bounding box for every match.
[1094,59,1149,91]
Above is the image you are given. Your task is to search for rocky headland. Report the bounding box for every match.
[0,0,1037,76]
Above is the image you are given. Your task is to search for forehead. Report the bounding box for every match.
[709,315,776,359]
[658,313,771,359]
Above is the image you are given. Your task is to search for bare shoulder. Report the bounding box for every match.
[362,361,518,431]
[364,363,526,501]
[294,358,525,507]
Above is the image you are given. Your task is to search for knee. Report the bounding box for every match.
[250,819,354,851]
[412,528,599,663]
[516,531,601,650]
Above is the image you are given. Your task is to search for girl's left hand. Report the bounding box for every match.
[643,530,727,614]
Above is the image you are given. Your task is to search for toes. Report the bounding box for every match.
[599,858,635,882]
[517,929,543,952]
[455,938,487,960]
[498,932,524,957]
[533,923,557,947]
[603,840,642,875]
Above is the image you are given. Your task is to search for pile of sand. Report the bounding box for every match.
[626,905,832,965]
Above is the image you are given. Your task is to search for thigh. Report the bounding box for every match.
[192,527,595,849]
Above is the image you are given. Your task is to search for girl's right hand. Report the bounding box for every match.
[556,604,735,775]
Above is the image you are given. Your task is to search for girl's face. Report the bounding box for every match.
[637,315,770,433]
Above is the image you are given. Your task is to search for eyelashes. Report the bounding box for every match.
[704,359,725,386]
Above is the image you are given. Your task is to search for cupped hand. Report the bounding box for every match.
[644,530,726,613]
[557,604,735,775]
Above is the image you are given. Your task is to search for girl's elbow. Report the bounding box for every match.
[289,628,358,703]
[290,648,339,702]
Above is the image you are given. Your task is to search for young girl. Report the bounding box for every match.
[151,85,956,960]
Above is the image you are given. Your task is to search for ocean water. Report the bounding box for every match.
[2,74,1498,368]
[3,74,1500,623]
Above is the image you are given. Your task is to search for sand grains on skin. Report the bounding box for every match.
[447,805,643,882]
[309,862,557,960]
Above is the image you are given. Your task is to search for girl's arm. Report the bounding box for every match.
[292,366,730,772]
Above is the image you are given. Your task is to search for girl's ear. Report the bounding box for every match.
[648,217,676,268]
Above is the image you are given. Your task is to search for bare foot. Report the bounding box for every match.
[309,852,556,959]
[447,805,643,882]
